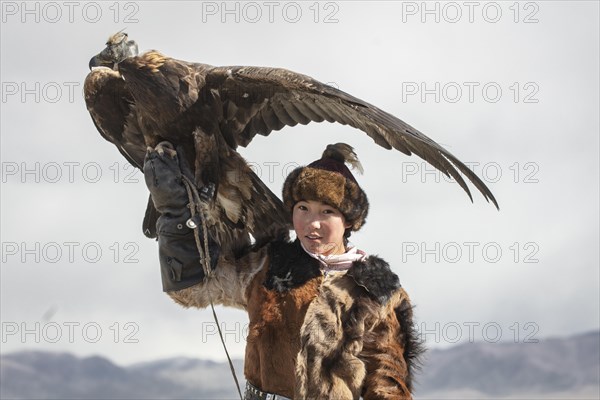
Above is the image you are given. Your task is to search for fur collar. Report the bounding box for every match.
[265,240,401,304]
[264,240,321,292]
[347,255,401,304]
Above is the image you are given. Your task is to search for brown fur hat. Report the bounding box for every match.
[282,143,369,231]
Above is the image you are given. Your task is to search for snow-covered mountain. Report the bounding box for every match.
[1,331,598,399]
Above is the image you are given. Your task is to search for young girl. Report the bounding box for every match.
[144,143,423,400]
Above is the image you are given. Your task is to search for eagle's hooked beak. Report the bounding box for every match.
[88,36,139,71]
[88,45,118,70]
[89,55,112,70]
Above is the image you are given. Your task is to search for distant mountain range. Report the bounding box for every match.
[417,330,599,399]
[1,331,598,399]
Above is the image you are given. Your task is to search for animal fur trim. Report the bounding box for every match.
[346,255,401,304]
[265,240,321,292]
[282,143,369,231]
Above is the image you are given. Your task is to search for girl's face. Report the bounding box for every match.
[292,200,351,256]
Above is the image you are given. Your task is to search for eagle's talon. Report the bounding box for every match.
[155,141,177,158]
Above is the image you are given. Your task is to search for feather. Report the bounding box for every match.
[322,143,364,174]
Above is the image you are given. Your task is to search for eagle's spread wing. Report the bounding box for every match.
[206,66,498,209]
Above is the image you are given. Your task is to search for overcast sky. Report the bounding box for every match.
[1,1,598,367]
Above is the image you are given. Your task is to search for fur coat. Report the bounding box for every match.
[169,239,422,399]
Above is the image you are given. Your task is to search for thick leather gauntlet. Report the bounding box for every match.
[143,143,218,292]
[156,215,206,292]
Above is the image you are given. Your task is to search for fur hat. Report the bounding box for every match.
[282,143,369,232]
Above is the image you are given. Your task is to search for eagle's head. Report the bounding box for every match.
[89,31,139,70]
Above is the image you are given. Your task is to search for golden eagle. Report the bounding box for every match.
[84,32,498,253]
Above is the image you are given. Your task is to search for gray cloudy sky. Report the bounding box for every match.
[1,1,598,366]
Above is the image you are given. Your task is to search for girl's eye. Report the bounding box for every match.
[323,209,334,214]
[298,205,307,211]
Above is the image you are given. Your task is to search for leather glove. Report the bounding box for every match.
[143,142,219,292]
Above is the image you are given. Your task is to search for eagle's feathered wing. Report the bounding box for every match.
[203,65,497,207]
[85,47,498,252]
[84,67,145,169]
